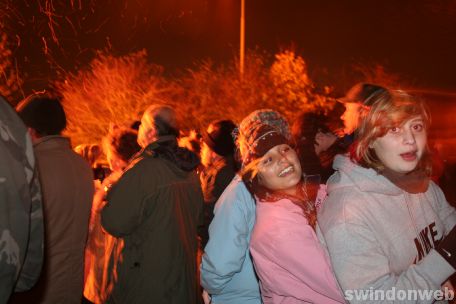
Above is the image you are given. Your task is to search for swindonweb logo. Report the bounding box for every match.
[344,287,454,301]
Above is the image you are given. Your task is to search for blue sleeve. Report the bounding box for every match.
[200,177,255,294]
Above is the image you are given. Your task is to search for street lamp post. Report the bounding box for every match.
[240,0,245,78]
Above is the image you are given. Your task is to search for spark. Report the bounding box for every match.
[106,36,112,51]
[40,0,61,46]
[70,0,82,10]
[65,16,77,36]
[41,36,48,54]
[88,18,110,34]
[14,58,25,99]
[15,35,20,48]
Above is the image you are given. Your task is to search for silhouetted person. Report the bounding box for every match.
[84,126,140,303]
[199,119,237,248]
[16,94,94,304]
[101,104,203,304]
[338,82,388,142]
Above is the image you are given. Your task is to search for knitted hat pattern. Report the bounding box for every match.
[237,109,290,166]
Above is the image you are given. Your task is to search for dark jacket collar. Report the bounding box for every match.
[142,135,200,172]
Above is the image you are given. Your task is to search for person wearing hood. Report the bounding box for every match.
[101,105,204,304]
[317,89,456,303]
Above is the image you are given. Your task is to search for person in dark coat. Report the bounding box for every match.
[292,112,348,183]
[199,119,238,248]
[291,112,327,177]
[101,105,204,304]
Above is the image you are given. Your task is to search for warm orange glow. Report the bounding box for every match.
[57,49,336,147]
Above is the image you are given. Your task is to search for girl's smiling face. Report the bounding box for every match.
[257,144,302,195]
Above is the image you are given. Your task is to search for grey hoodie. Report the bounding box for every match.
[317,155,456,304]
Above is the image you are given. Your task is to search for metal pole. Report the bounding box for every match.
[240,0,245,78]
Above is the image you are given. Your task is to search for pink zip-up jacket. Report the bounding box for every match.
[250,198,345,304]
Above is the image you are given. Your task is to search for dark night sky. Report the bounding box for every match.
[3,0,456,96]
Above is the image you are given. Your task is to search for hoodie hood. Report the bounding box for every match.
[327,154,419,196]
[143,135,200,172]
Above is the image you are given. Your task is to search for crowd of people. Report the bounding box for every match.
[1,82,455,304]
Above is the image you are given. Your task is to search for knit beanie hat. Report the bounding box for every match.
[241,124,288,166]
[202,119,237,156]
[238,109,290,166]
[239,109,291,141]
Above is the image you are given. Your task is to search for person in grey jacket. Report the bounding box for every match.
[15,94,94,304]
[0,96,43,304]
[318,89,456,303]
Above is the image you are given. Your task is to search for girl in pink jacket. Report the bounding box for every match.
[239,122,345,304]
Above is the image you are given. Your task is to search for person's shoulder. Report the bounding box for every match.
[428,180,443,194]
[0,99,28,144]
[127,152,164,172]
[426,181,454,208]
[213,175,255,215]
[325,183,365,208]
[220,176,252,203]
[318,185,368,229]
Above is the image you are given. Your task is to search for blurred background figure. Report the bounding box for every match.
[74,143,102,168]
[15,94,94,304]
[292,112,327,177]
[83,125,140,304]
[0,96,44,303]
[74,143,108,180]
[292,111,347,183]
[179,129,202,156]
[199,119,238,248]
[75,143,111,183]
[178,129,203,172]
[338,82,388,140]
